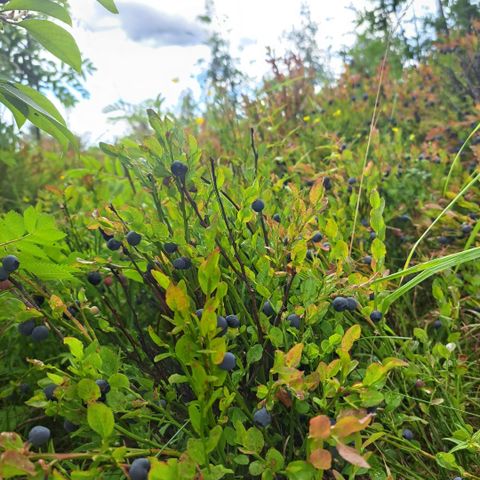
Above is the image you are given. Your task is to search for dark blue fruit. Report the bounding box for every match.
[369,231,376,240]
[348,177,356,185]
[217,316,228,336]
[402,428,414,440]
[262,301,275,317]
[63,419,78,433]
[323,177,332,190]
[19,383,30,396]
[31,325,49,342]
[251,199,265,213]
[99,228,114,241]
[346,297,358,311]
[226,314,240,328]
[171,161,188,178]
[164,242,178,254]
[219,352,236,371]
[172,257,192,270]
[44,384,57,401]
[106,238,122,251]
[126,231,142,246]
[370,310,383,322]
[2,255,19,273]
[28,425,51,447]
[96,379,111,395]
[18,319,35,336]
[0,267,8,281]
[332,297,348,312]
[87,271,102,286]
[129,458,151,480]
[363,255,372,265]
[461,223,473,235]
[195,309,203,318]
[311,232,323,243]
[272,213,281,223]
[433,319,442,329]
[253,407,271,427]
[287,313,300,329]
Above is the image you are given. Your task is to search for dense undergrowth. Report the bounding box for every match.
[0,11,480,480]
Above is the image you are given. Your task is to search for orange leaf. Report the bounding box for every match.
[285,343,303,368]
[332,415,372,438]
[336,442,370,469]
[309,415,331,439]
[309,448,332,470]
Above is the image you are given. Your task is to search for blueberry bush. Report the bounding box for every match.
[0,1,480,480]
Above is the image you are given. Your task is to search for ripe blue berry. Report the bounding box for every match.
[402,428,414,440]
[106,238,122,251]
[363,255,372,265]
[348,177,356,185]
[96,379,111,395]
[195,309,203,318]
[63,419,78,433]
[164,242,178,254]
[126,231,142,246]
[44,384,57,401]
[251,199,265,213]
[2,255,19,272]
[346,297,358,311]
[332,297,348,312]
[87,271,102,286]
[171,161,188,178]
[28,425,51,447]
[129,458,151,480]
[31,325,49,342]
[0,267,8,281]
[287,313,300,329]
[370,310,383,322]
[461,223,473,235]
[172,257,192,270]
[323,177,332,190]
[433,319,442,329]
[18,319,35,336]
[219,352,236,371]
[311,232,323,243]
[253,407,271,427]
[217,316,228,336]
[226,314,240,328]
[262,301,275,317]
[272,213,281,223]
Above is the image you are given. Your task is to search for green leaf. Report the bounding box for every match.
[64,337,84,359]
[188,404,202,435]
[77,379,101,402]
[1,0,72,25]
[96,0,119,14]
[244,427,264,453]
[247,344,263,364]
[87,403,114,438]
[19,19,82,72]
[198,250,221,295]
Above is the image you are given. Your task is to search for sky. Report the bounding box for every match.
[66,0,436,143]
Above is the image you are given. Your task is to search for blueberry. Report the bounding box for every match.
[369,292,375,300]
[67,305,78,317]
[369,231,376,240]
[253,407,271,427]
[322,242,330,251]
[362,93,369,100]
[311,232,323,243]
[360,218,369,227]
[2,255,19,273]
[171,161,188,178]
[87,271,102,286]
[106,238,122,251]
[219,352,236,371]
[348,177,356,185]
[99,228,114,241]
[126,231,142,246]
[33,295,45,306]
[164,242,178,254]
[226,314,240,328]
[63,419,78,433]
[306,249,315,260]
[195,309,203,318]
[172,257,192,270]
[158,399,167,408]
[287,313,300,329]
[370,310,383,322]
[43,384,57,401]
[0,267,9,281]
[272,213,281,223]
[345,297,358,311]
[262,301,275,317]
[461,223,473,235]
[251,199,265,213]
[96,379,111,395]
[332,297,348,312]
[453,477,463,480]
[433,319,442,329]
[18,319,36,336]
[28,426,51,447]
[217,316,228,336]
[31,325,49,342]
[323,177,332,190]
[129,458,151,480]
[363,255,372,265]
[19,383,30,396]
[402,428,414,440]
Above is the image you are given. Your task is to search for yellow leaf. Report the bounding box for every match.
[151,270,170,289]
[331,415,371,438]
[166,282,189,313]
[285,343,303,368]
[341,325,361,352]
